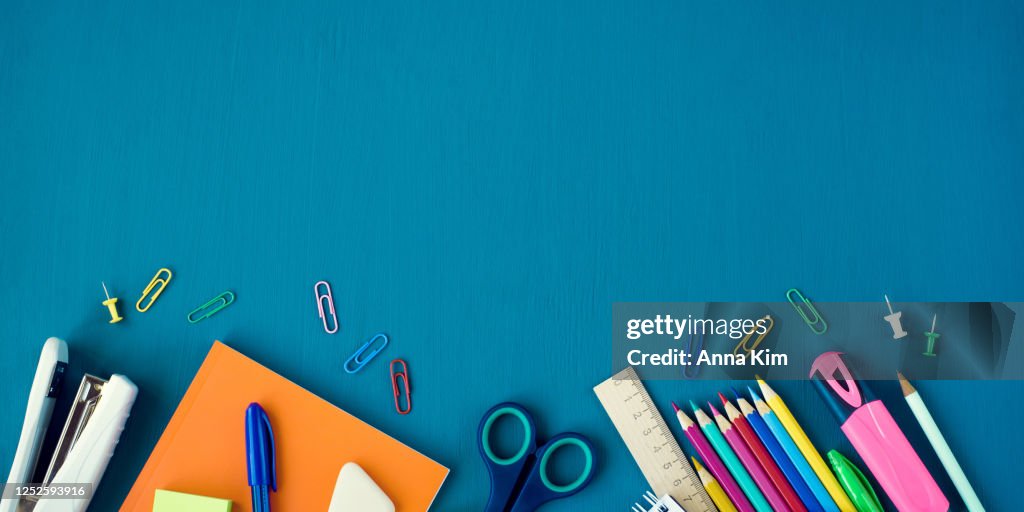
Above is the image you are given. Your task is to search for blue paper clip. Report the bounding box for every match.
[786,288,827,334]
[187,291,235,323]
[682,331,704,379]
[343,333,389,374]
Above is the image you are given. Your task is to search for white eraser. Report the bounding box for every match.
[328,462,395,512]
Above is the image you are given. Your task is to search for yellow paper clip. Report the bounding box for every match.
[187,291,235,323]
[787,288,827,334]
[734,315,773,355]
[137,268,172,312]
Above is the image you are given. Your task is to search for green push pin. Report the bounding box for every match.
[923,314,940,357]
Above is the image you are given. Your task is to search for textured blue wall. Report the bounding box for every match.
[1,0,1021,509]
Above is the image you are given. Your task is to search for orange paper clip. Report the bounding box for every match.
[390,359,412,415]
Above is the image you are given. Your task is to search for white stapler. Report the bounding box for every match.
[1,338,138,512]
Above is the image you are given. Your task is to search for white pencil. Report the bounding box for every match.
[898,373,984,512]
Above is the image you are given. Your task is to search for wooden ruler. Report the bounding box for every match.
[594,367,715,512]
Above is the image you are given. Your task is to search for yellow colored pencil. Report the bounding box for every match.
[692,456,737,512]
[756,378,857,512]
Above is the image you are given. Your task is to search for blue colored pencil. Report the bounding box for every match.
[748,388,840,512]
[736,393,824,512]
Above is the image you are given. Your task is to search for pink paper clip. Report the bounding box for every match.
[314,280,339,334]
[390,359,412,415]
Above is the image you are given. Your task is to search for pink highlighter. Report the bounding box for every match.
[809,352,948,512]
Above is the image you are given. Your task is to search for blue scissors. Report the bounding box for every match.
[478,402,596,512]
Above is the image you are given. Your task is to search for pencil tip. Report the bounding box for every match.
[708,402,721,415]
[689,400,700,413]
[691,456,703,472]
[897,372,916,396]
[672,401,680,412]
[717,392,728,406]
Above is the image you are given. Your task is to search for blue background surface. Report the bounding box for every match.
[1,0,1022,510]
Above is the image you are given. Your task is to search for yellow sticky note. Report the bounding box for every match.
[153,490,232,512]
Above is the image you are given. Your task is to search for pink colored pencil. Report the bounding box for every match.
[721,394,808,512]
[710,403,790,512]
[673,403,756,512]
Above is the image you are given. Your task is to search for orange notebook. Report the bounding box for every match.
[121,341,448,511]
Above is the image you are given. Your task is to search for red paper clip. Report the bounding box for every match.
[390,359,412,415]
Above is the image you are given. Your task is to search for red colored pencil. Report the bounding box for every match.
[710,402,790,512]
[721,394,808,512]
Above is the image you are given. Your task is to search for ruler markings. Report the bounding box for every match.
[594,367,716,512]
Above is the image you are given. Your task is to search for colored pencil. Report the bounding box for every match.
[722,394,808,512]
[691,401,771,512]
[738,394,824,512]
[750,389,839,512]
[899,373,984,512]
[674,403,756,512]
[757,378,857,512]
[711,403,789,511]
[692,456,738,512]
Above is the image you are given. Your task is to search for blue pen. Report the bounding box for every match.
[748,388,839,512]
[246,402,277,512]
[734,390,823,512]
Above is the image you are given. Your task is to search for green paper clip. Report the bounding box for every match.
[827,450,883,512]
[787,288,827,335]
[188,291,235,323]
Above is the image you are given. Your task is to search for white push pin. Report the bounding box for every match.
[883,295,907,339]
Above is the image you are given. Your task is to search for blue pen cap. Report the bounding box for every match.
[245,402,277,491]
[811,377,853,422]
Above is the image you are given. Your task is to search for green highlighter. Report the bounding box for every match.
[153,489,232,512]
[827,450,884,512]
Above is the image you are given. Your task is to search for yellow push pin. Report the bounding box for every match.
[101,282,123,324]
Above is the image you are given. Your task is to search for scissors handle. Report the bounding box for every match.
[478,402,596,512]
[479,403,537,512]
[509,432,595,512]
